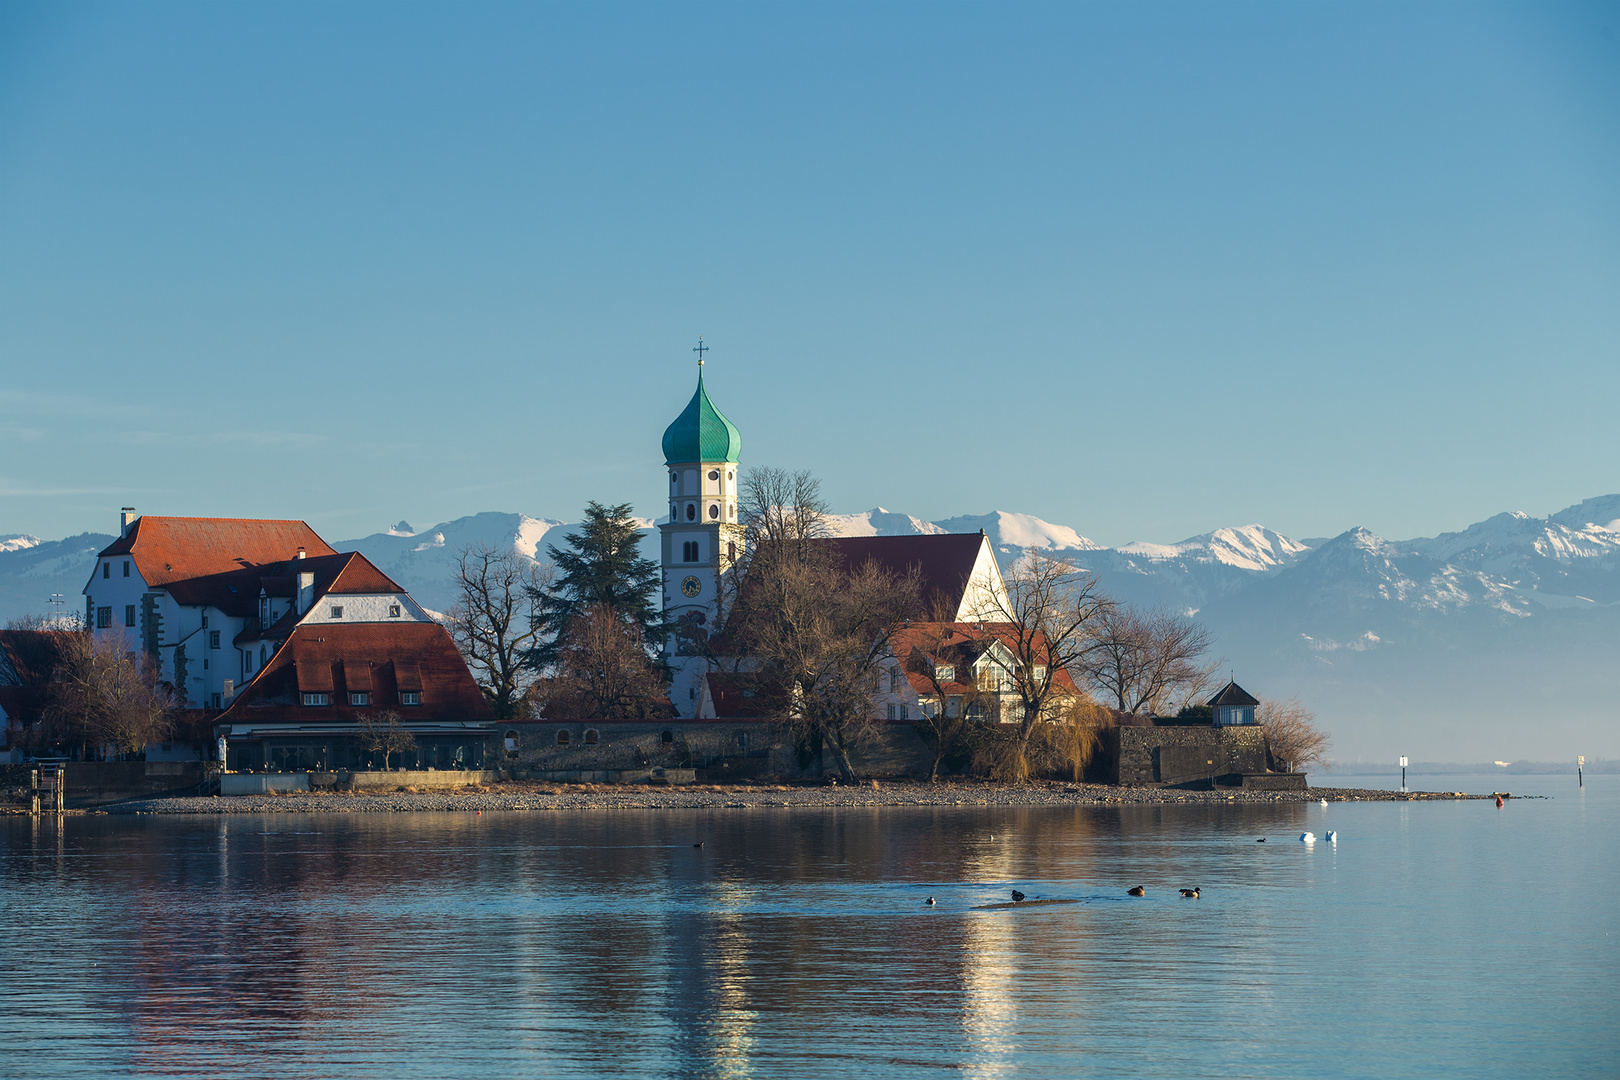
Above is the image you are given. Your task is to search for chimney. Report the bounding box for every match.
[296,564,315,615]
[121,508,137,536]
[295,546,306,560]
[223,679,235,704]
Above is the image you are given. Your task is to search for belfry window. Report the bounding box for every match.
[708,504,719,519]
[686,504,696,521]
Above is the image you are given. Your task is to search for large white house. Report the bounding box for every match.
[83,511,435,710]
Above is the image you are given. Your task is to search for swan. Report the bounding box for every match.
[1325,831,1337,842]
[1320,799,1329,807]
[1300,832,1316,842]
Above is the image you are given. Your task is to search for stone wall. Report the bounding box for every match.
[500,720,934,780]
[56,761,212,806]
[1113,725,1271,785]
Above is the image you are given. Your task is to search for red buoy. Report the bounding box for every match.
[1495,795,1504,808]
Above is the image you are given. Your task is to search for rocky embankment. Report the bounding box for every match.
[102,779,1491,815]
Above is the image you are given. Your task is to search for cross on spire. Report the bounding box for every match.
[693,336,709,365]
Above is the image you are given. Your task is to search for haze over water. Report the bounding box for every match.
[4,776,1614,1079]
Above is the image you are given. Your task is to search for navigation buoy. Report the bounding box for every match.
[1495,795,1504,808]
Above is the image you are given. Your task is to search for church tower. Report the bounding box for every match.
[660,343,744,717]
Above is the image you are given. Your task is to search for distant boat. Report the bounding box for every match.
[1495,761,1512,768]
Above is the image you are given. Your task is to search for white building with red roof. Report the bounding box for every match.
[81,511,492,770]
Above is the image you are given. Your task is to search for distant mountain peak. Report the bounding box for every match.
[0,535,42,554]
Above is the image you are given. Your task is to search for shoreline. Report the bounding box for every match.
[57,779,1497,815]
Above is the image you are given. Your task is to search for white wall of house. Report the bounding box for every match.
[298,592,433,625]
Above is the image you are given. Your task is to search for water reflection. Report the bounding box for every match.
[3,785,1616,1079]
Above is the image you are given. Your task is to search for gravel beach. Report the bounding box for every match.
[93,779,1492,814]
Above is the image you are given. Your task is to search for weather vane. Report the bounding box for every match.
[693,336,709,365]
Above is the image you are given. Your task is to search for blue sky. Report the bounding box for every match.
[3,1,1616,546]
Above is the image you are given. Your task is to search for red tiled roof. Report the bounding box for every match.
[819,534,987,614]
[886,621,1081,698]
[703,672,776,719]
[170,551,404,621]
[216,622,492,726]
[0,629,80,686]
[98,517,338,589]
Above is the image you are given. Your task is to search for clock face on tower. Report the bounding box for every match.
[680,576,702,598]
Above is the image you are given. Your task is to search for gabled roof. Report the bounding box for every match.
[662,368,742,464]
[217,622,492,726]
[820,534,990,615]
[886,621,1081,698]
[96,517,337,589]
[167,551,404,619]
[1206,680,1260,708]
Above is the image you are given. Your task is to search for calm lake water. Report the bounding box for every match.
[3,775,1615,1079]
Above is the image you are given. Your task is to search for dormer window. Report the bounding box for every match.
[302,692,330,707]
[330,605,344,619]
[350,692,369,706]
[389,604,401,617]
[400,691,420,706]
[935,664,955,683]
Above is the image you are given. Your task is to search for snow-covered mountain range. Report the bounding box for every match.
[4,497,1615,761]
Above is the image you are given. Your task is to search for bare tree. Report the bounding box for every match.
[446,543,551,720]
[1083,605,1218,716]
[536,604,671,720]
[897,618,993,781]
[961,549,1111,782]
[1258,696,1331,772]
[44,631,175,758]
[355,709,416,770]
[724,469,921,781]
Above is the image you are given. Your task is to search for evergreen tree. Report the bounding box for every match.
[532,502,662,665]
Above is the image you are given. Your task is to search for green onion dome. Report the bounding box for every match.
[662,368,741,465]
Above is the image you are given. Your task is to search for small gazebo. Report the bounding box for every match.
[1206,680,1260,727]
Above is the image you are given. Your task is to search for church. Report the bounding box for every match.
[654,353,1056,724]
